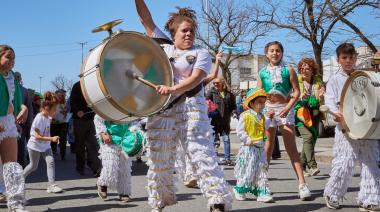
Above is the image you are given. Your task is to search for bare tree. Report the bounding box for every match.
[327,0,379,53]
[197,0,270,85]
[255,0,379,75]
[51,74,74,95]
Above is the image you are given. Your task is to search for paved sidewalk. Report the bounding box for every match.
[227,133,334,164]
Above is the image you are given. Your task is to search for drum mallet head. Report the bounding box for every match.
[125,69,158,90]
[319,105,347,133]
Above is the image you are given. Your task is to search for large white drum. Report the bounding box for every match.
[80,31,173,122]
[340,70,380,140]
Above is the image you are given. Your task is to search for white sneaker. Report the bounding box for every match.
[257,195,274,203]
[233,188,246,201]
[299,183,311,201]
[309,167,320,176]
[151,208,163,212]
[47,184,63,193]
[10,207,30,212]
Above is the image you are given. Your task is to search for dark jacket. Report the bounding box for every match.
[206,87,236,134]
[70,81,94,120]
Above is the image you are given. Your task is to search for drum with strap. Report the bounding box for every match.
[80,20,174,123]
[340,70,380,140]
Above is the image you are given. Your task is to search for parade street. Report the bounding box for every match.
[0,135,363,212]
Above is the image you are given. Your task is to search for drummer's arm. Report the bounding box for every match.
[135,0,156,37]
[171,69,206,94]
[324,77,343,122]
[203,52,222,86]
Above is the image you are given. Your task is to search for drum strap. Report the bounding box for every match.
[163,83,203,111]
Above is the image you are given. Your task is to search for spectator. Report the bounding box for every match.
[32,92,42,118]
[206,77,236,165]
[50,89,69,160]
[235,90,247,117]
[70,81,101,176]
[14,71,33,167]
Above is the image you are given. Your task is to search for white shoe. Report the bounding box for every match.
[233,188,246,201]
[309,167,320,176]
[151,208,163,212]
[257,195,274,203]
[10,207,30,212]
[47,184,63,193]
[303,170,311,177]
[299,183,311,201]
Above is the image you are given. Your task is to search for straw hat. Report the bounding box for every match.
[243,87,267,109]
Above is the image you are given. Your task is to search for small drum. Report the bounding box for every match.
[80,31,173,122]
[340,70,380,139]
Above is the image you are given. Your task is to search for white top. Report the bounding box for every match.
[28,113,52,152]
[3,72,15,104]
[152,28,212,84]
[325,70,349,114]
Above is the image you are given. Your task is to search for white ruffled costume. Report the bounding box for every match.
[94,115,132,196]
[145,28,232,210]
[234,109,270,197]
[323,70,380,207]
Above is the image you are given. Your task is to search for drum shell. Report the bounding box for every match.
[340,71,380,140]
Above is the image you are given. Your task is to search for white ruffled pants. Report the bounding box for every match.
[97,144,132,196]
[324,128,380,207]
[146,92,232,210]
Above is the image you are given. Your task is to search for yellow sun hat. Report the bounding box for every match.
[243,87,267,109]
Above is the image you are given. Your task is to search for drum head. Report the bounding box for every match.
[98,31,173,117]
[341,71,379,138]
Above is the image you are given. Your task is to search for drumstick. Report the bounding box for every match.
[125,69,158,90]
[319,105,348,133]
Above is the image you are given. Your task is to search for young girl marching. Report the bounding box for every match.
[0,45,28,212]
[94,114,144,203]
[257,41,311,200]
[24,92,63,194]
[233,88,273,203]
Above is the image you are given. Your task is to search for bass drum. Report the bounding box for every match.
[80,31,173,122]
[340,70,380,140]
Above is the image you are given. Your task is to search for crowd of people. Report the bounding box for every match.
[0,0,379,212]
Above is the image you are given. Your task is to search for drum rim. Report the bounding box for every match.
[340,70,378,139]
[97,31,174,117]
[80,51,122,121]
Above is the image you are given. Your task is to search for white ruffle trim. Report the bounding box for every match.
[0,114,18,141]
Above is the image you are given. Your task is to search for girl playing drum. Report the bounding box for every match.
[134,1,232,211]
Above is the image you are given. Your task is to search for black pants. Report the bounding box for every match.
[50,123,68,159]
[17,124,31,167]
[73,119,101,172]
[272,133,281,159]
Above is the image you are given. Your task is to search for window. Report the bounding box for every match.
[240,67,251,75]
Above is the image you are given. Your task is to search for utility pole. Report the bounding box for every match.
[77,42,88,64]
[38,76,42,93]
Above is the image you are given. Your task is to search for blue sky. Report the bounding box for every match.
[1,0,379,92]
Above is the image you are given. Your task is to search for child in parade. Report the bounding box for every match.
[94,114,144,203]
[257,41,311,200]
[23,92,63,194]
[323,43,380,211]
[233,87,273,203]
[0,45,28,212]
